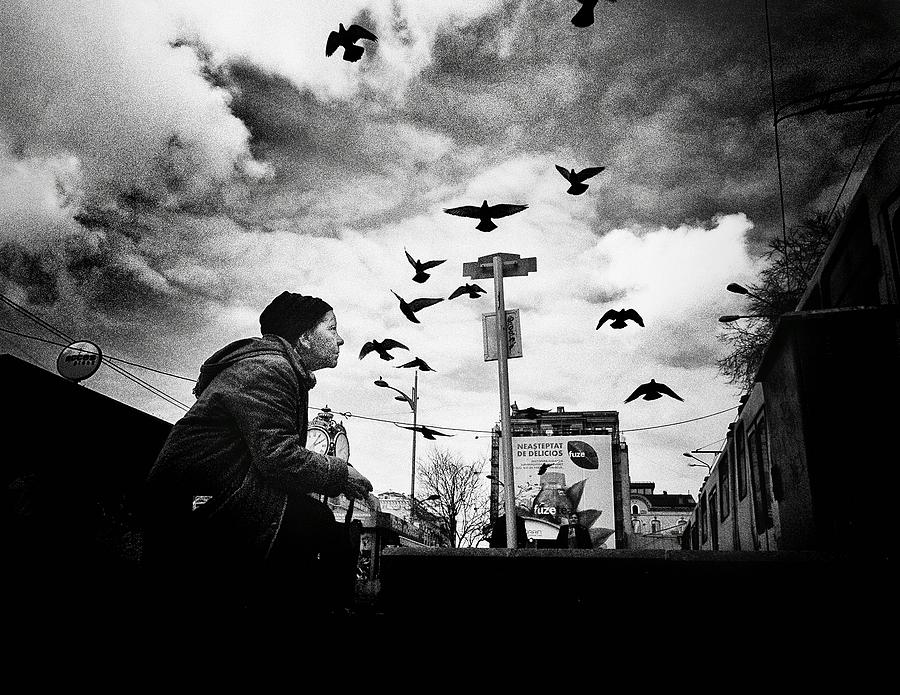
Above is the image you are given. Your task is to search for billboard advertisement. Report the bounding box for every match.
[506,434,616,548]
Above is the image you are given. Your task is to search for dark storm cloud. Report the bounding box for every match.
[0,243,59,305]
[401,0,900,245]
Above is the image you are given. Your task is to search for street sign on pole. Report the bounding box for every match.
[483,309,522,361]
[463,252,537,280]
[464,252,537,549]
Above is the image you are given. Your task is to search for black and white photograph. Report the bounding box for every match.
[2,0,897,650]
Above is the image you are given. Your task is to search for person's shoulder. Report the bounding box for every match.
[237,350,295,378]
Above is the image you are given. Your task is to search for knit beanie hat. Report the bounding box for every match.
[259,291,333,343]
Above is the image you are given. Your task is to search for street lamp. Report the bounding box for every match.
[375,374,419,501]
[410,492,440,520]
[726,282,783,313]
[727,282,775,307]
[682,451,713,472]
[718,314,769,323]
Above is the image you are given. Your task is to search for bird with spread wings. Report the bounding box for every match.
[396,357,435,372]
[394,423,453,440]
[555,164,606,195]
[443,200,528,232]
[391,290,444,324]
[624,379,684,403]
[325,23,377,62]
[596,308,644,329]
[405,248,446,284]
[448,283,487,300]
[359,338,409,361]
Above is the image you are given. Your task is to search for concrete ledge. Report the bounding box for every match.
[376,547,891,625]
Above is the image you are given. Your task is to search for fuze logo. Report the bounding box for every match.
[567,440,599,469]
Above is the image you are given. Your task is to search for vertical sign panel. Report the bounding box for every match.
[482,309,522,361]
[508,434,616,548]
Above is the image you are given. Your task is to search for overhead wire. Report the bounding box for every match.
[0,292,191,411]
[764,0,789,252]
[824,61,899,228]
[1,312,740,438]
[620,405,737,433]
[0,326,196,382]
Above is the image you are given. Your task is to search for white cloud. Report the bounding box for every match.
[0,0,270,221]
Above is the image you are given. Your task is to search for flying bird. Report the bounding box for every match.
[395,423,453,440]
[596,308,644,329]
[537,462,556,476]
[397,357,435,372]
[571,0,615,29]
[405,248,446,283]
[443,200,528,232]
[325,23,377,62]
[359,338,409,361]
[571,0,598,27]
[391,290,444,323]
[448,283,487,300]
[555,165,606,195]
[624,379,684,403]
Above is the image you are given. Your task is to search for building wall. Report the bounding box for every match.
[376,492,447,546]
[629,499,689,538]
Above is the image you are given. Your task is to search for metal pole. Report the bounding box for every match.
[492,255,516,548]
[410,370,418,509]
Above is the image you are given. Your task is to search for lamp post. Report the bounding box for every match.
[725,282,783,315]
[682,451,713,473]
[375,374,419,501]
[463,251,537,549]
[410,493,440,519]
[726,282,773,305]
[718,314,770,323]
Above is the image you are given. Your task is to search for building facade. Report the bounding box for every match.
[629,482,695,550]
[375,491,448,547]
[683,122,900,554]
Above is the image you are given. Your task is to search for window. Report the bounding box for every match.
[650,519,661,533]
[736,421,747,500]
[632,504,639,515]
[748,413,774,533]
[700,495,708,544]
[719,453,730,520]
[632,519,643,534]
[709,489,719,550]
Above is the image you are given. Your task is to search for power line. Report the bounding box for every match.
[621,406,737,433]
[315,405,495,435]
[824,62,899,228]
[764,0,789,252]
[0,326,196,382]
[0,297,741,437]
[0,292,190,411]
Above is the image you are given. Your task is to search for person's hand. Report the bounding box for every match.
[345,465,373,501]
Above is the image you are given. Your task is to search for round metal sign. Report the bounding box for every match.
[56,341,102,382]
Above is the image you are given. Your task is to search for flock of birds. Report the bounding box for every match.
[324,0,617,64]
[328,2,683,441]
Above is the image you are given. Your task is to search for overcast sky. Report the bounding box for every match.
[2,0,898,497]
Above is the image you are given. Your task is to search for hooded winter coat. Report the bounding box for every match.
[143,334,349,570]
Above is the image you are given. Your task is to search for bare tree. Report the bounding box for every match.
[416,447,490,548]
[717,210,841,392]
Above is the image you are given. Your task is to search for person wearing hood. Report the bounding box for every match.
[142,291,373,620]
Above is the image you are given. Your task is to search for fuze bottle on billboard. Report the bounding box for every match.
[531,471,573,525]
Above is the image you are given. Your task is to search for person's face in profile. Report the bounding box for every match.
[296,310,343,370]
